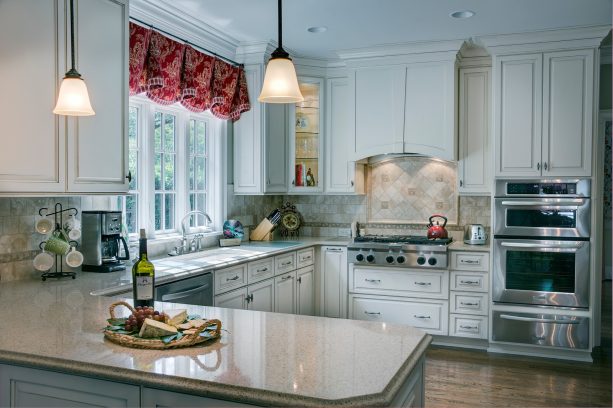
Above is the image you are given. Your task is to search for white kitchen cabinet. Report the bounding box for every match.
[325,77,365,194]
[214,287,247,309]
[351,61,457,161]
[233,63,288,194]
[0,0,129,194]
[494,49,594,177]
[67,0,129,193]
[274,271,296,314]
[0,363,139,407]
[247,277,274,312]
[321,246,348,318]
[458,66,491,195]
[296,265,315,315]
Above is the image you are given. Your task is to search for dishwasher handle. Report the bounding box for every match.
[160,282,211,302]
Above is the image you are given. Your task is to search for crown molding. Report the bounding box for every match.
[476,25,611,54]
[130,0,238,61]
[337,39,465,61]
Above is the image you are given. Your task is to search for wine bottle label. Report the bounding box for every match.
[136,276,153,300]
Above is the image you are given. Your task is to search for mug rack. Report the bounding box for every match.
[38,203,79,281]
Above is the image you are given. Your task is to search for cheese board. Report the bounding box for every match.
[103,301,221,350]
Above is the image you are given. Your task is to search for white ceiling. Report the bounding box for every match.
[152,0,612,59]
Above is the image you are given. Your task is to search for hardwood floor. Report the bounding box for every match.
[425,281,612,408]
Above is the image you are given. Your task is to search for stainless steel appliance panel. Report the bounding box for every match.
[494,179,591,197]
[493,239,590,308]
[155,273,213,306]
[492,311,589,349]
[494,197,591,238]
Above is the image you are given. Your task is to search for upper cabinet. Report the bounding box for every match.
[0,0,129,195]
[481,26,608,178]
[342,41,463,162]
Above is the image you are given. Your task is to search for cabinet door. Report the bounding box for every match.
[214,287,247,310]
[264,104,288,192]
[274,272,296,314]
[247,278,274,312]
[289,77,324,193]
[0,364,139,407]
[325,78,363,194]
[321,246,348,318]
[458,67,491,195]
[67,0,129,193]
[495,54,543,177]
[353,66,406,159]
[296,266,315,315]
[233,64,263,194]
[542,49,594,177]
[404,61,457,161]
[0,0,65,193]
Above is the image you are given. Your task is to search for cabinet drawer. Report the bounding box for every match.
[214,264,247,294]
[450,292,488,315]
[296,247,315,268]
[451,252,489,271]
[350,295,448,335]
[247,258,274,284]
[274,252,296,275]
[450,271,488,292]
[450,314,488,339]
[351,267,448,299]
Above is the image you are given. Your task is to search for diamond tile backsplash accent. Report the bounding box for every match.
[368,157,458,224]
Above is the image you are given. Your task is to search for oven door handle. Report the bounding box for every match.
[500,241,583,249]
[500,199,586,206]
[499,314,580,325]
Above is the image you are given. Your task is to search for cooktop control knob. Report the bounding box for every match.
[355,253,365,262]
[428,257,437,266]
[416,256,426,265]
[386,255,395,264]
[396,255,406,264]
[366,254,376,263]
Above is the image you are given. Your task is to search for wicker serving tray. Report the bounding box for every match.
[103,301,222,350]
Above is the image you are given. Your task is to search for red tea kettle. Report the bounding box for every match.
[427,214,448,240]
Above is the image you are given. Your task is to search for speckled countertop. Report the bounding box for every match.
[0,237,431,406]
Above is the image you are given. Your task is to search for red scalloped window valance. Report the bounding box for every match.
[129,22,250,121]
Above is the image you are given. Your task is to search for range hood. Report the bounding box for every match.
[366,153,453,165]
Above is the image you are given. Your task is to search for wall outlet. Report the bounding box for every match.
[407,188,417,196]
[382,174,390,182]
[381,201,390,209]
[435,202,444,210]
[436,176,444,182]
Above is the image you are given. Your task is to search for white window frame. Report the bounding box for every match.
[128,95,226,240]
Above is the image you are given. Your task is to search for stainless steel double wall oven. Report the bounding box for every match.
[492,179,591,349]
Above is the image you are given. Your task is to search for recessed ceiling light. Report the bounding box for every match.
[450,10,475,19]
[307,26,327,33]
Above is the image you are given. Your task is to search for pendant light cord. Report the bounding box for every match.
[271,0,290,59]
[65,0,81,78]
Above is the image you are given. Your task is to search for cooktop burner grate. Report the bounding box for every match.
[353,235,453,245]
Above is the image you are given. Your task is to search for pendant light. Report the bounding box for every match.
[53,0,95,116]
[258,0,303,103]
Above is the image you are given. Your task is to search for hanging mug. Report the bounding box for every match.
[33,249,54,271]
[44,230,71,256]
[65,246,84,268]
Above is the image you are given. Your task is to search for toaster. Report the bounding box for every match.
[464,224,487,245]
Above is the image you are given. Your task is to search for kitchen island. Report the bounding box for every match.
[0,258,431,407]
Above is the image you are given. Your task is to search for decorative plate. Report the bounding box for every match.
[223,219,244,239]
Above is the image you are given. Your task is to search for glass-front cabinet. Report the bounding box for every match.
[289,77,324,193]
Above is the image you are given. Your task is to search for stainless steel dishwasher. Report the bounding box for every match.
[155,272,213,306]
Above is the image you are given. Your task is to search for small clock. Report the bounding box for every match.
[277,202,303,237]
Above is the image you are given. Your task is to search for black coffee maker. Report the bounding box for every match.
[81,211,130,272]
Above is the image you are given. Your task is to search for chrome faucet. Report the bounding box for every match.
[179,211,212,253]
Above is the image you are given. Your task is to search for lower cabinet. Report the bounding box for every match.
[0,364,139,407]
[274,271,296,314]
[296,266,315,315]
[321,246,348,318]
[214,287,248,309]
[248,278,275,312]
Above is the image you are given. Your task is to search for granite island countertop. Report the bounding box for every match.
[0,237,431,406]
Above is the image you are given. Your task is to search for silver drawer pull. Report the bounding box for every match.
[281,261,292,266]
[460,302,479,306]
[460,259,479,264]
[413,315,431,319]
[414,281,431,286]
[302,255,312,260]
[326,248,343,252]
[500,314,580,325]
[459,325,478,330]
[226,275,240,281]
[256,267,269,273]
[364,278,381,283]
[460,280,480,285]
[364,311,381,316]
[281,275,293,281]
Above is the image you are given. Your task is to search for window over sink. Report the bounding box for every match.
[117,97,224,237]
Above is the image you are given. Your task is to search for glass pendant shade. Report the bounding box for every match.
[258,57,303,103]
[53,76,95,116]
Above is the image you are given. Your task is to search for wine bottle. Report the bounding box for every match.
[132,229,155,308]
